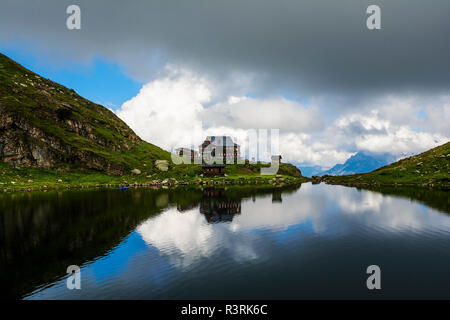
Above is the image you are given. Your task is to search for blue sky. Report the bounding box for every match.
[1,46,141,110]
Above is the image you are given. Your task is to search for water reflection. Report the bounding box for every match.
[1,183,449,299]
[199,188,241,223]
[0,189,172,299]
[272,190,282,203]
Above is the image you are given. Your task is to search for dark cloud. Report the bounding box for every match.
[1,0,449,100]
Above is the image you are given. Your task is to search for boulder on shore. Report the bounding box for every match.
[155,160,169,171]
[131,168,141,175]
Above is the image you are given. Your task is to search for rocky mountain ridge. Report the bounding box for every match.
[0,53,169,175]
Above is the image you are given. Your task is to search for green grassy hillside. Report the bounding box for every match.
[323,142,450,186]
[0,53,170,175]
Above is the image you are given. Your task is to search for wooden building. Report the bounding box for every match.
[202,164,225,177]
[199,136,240,164]
[271,155,282,163]
[175,147,197,158]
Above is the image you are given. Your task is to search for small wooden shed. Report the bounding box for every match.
[202,164,225,177]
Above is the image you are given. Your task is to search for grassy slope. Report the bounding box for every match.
[323,142,450,186]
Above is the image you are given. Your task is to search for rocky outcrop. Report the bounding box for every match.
[0,104,127,175]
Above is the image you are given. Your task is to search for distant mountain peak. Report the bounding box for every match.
[318,151,396,176]
[294,165,326,178]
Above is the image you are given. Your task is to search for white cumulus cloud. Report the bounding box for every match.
[115,69,449,167]
[116,70,210,151]
[335,110,448,155]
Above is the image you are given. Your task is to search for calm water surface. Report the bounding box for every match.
[1,183,449,299]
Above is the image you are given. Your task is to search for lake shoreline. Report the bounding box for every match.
[4,176,450,193]
[323,181,450,189]
[1,175,309,193]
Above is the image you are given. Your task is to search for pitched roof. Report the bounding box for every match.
[204,136,239,147]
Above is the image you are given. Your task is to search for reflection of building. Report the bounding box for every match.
[177,202,199,212]
[272,190,282,203]
[200,188,241,223]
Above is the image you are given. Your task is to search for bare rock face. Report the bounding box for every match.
[0,53,169,175]
[1,113,57,168]
[0,105,128,174]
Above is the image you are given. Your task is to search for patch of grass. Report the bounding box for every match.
[225,160,303,177]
